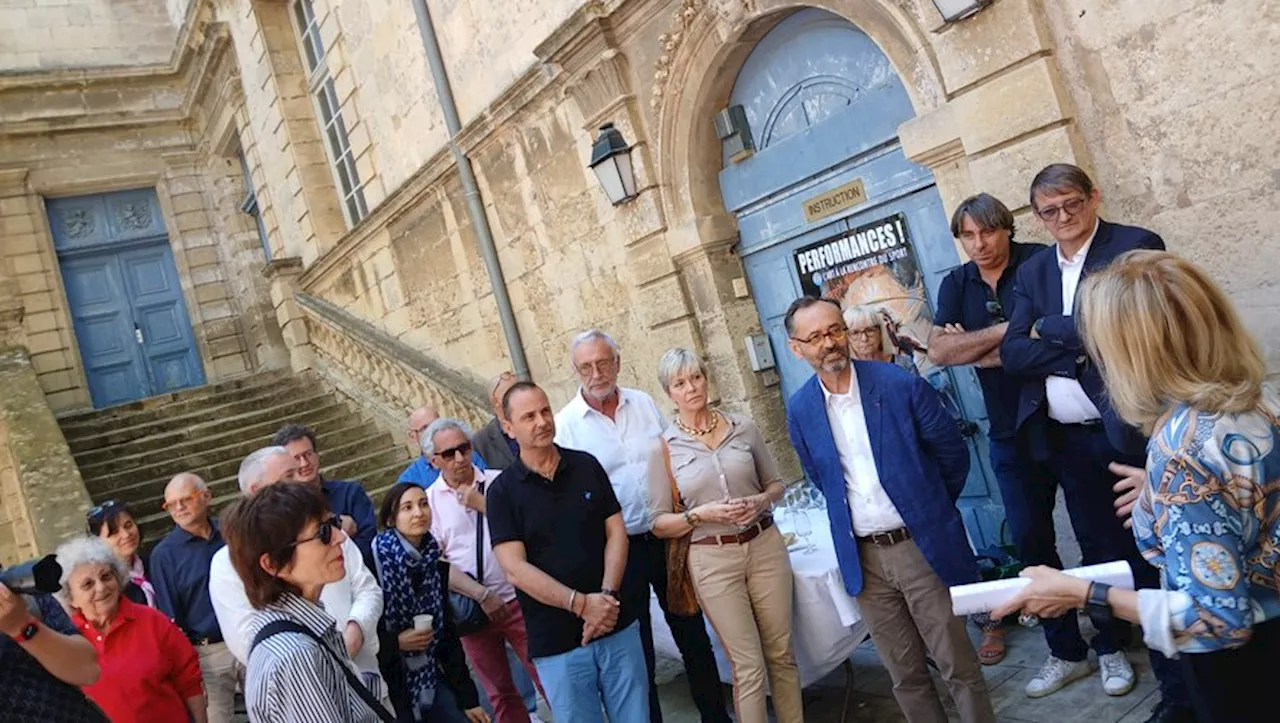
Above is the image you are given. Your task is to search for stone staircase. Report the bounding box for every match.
[58,371,412,546]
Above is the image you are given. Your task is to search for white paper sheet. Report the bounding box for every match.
[949,561,1135,616]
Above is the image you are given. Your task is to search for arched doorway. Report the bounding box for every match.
[719,8,1004,546]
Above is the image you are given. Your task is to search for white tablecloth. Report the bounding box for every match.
[650,508,870,687]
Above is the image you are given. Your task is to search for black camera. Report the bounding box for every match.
[0,554,62,596]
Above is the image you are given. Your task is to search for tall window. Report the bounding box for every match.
[290,0,368,226]
[238,151,271,260]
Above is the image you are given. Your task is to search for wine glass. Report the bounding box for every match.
[793,509,815,554]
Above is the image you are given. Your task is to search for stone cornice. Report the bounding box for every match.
[0,168,30,197]
[262,257,305,281]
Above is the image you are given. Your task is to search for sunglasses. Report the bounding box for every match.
[434,441,473,460]
[87,499,124,524]
[286,515,343,550]
[985,300,1006,323]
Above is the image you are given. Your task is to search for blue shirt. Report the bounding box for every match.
[321,478,377,571]
[150,519,226,641]
[397,452,486,488]
[934,241,1048,439]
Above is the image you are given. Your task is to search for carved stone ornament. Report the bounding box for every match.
[61,207,95,239]
[116,201,153,231]
[651,0,754,110]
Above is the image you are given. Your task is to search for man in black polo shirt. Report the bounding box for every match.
[488,381,649,723]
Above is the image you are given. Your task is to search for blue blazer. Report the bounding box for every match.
[785,361,979,596]
[1000,219,1165,458]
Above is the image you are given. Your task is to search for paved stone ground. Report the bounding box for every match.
[653,622,1163,723]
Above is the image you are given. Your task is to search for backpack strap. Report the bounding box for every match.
[251,619,395,723]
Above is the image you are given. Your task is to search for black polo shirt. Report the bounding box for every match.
[487,446,635,658]
[935,241,1048,440]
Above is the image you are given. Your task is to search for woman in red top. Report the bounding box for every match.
[56,535,207,723]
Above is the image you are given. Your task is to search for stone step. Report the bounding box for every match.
[72,403,356,474]
[58,371,296,434]
[80,418,385,497]
[68,392,340,454]
[136,456,411,544]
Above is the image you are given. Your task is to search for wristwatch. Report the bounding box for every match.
[18,618,39,642]
[1032,317,1046,338]
[1084,582,1113,625]
[683,510,701,527]
[600,588,619,600]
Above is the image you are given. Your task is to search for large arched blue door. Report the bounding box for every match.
[721,8,1005,547]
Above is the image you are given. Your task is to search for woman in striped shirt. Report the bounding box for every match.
[223,481,389,723]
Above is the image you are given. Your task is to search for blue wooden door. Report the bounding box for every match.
[721,8,1006,546]
[48,189,205,408]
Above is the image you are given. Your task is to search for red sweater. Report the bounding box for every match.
[74,597,204,723]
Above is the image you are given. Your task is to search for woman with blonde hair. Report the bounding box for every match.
[993,250,1279,723]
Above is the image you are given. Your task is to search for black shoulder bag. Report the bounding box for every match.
[449,481,491,636]
[250,620,395,723]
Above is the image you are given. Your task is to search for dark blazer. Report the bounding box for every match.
[472,417,517,471]
[785,361,979,596]
[1000,219,1165,458]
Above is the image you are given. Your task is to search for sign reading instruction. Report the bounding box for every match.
[802,178,867,223]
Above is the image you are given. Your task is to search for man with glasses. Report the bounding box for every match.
[400,405,488,486]
[999,164,1191,722]
[553,330,729,723]
[785,295,994,723]
[149,473,238,722]
[928,194,1047,663]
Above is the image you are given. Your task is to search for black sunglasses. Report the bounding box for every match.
[286,515,342,550]
[87,499,124,524]
[985,300,1006,323]
[435,441,473,460]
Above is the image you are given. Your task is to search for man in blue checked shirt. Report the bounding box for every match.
[149,472,237,723]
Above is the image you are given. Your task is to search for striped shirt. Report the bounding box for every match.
[244,593,382,723]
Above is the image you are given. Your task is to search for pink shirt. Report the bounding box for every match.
[427,467,516,603]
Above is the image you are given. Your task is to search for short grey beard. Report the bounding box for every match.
[821,356,850,374]
[584,383,618,403]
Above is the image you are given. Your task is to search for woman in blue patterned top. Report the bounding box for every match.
[994,251,1278,723]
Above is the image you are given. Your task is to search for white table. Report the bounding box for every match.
[650,507,870,696]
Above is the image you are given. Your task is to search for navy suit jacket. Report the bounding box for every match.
[785,361,979,596]
[1000,219,1165,458]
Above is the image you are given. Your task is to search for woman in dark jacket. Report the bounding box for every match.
[87,500,153,607]
[373,483,488,723]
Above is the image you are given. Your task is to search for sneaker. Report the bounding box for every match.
[1025,655,1093,698]
[1098,652,1136,696]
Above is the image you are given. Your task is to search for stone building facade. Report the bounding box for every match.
[0,0,1277,564]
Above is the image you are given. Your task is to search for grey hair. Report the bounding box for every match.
[842,304,884,331]
[420,417,473,456]
[569,329,619,361]
[238,445,290,495]
[55,535,129,606]
[656,347,706,393]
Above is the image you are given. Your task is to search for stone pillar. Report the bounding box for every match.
[263,257,312,373]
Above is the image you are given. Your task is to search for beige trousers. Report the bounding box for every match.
[687,524,804,723]
[196,641,241,723]
[856,538,995,723]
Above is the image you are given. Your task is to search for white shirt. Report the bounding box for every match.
[555,386,667,535]
[1045,219,1103,424]
[210,535,385,686]
[426,467,517,603]
[821,367,907,536]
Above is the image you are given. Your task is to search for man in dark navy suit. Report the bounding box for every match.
[1000,164,1192,723]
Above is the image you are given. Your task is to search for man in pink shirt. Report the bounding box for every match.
[424,417,546,723]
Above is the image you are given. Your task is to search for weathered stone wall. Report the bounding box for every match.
[0,0,179,72]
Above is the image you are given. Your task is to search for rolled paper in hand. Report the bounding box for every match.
[949,561,1135,616]
[413,614,434,631]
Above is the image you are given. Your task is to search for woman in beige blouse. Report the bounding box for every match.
[648,348,803,723]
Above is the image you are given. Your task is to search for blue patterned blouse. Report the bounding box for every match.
[1132,385,1280,655]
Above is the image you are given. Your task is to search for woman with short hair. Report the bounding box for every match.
[223,481,386,723]
[647,348,802,723]
[994,251,1280,723]
[842,304,919,374]
[86,500,154,607]
[56,535,206,723]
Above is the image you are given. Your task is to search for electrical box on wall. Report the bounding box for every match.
[744,334,775,371]
[714,105,755,163]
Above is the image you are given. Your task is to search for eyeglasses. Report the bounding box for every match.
[489,371,516,398]
[434,441,473,460]
[1035,197,1088,222]
[791,326,849,347]
[286,515,342,550]
[161,492,205,511]
[985,300,1006,323]
[848,327,880,339]
[87,499,123,524]
[575,358,617,378]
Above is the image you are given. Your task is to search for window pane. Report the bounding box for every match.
[331,112,351,154]
[346,195,360,222]
[307,27,325,67]
[353,187,368,219]
[335,155,355,195]
[292,0,309,34]
[315,86,335,124]
[343,152,362,187]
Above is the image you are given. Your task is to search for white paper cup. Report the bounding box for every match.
[413,614,433,631]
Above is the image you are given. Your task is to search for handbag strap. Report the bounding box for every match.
[474,480,485,582]
[251,619,395,723]
[661,440,684,514]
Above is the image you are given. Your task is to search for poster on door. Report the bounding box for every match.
[792,212,936,375]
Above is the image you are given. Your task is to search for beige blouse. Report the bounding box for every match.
[646,412,788,540]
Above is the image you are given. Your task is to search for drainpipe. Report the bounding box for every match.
[409,0,530,381]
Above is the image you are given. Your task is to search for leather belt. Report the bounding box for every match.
[856,527,911,547]
[691,516,774,546]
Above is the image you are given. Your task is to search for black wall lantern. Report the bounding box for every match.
[931,0,993,23]
[589,123,638,205]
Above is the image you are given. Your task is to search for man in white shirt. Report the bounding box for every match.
[207,446,387,702]
[553,330,729,723]
[1000,164,1191,723]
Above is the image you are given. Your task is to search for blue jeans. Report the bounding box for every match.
[533,622,649,723]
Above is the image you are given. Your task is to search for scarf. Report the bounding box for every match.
[129,555,156,607]
[373,529,444,720]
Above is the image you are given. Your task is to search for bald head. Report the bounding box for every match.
[488,371,518,419]
[163,472,211,531]
[237,446,298,496]
[408,405,440,452]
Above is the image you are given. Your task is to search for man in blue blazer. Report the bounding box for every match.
[1000,164,1191,723]
[785,296,993,723]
